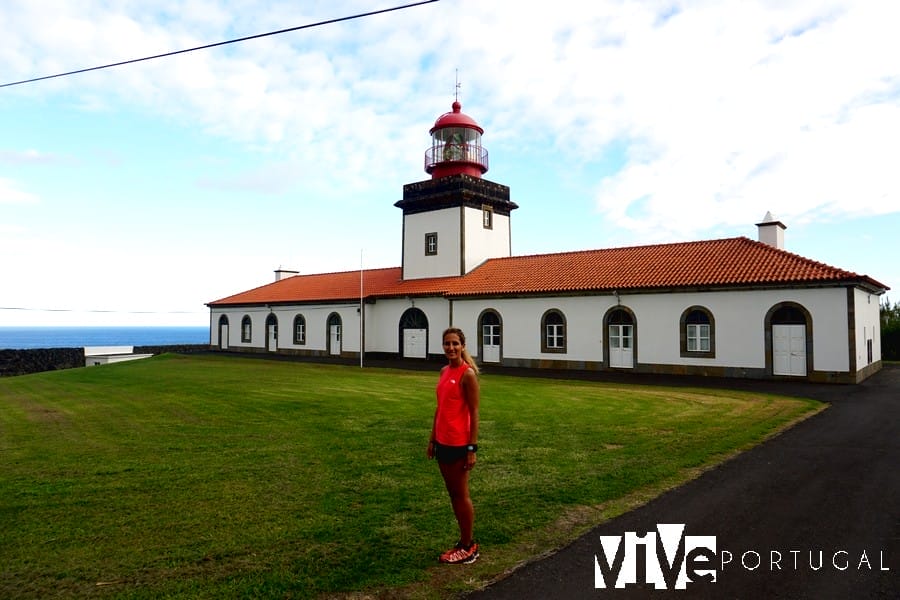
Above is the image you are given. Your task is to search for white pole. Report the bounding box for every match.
[359,249,365,369]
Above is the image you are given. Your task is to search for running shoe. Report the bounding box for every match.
[439,541,479,564]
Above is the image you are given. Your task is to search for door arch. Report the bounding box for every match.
[478,310,502,364]
[218,315,229,350]
[265,313,278,352]
[399,307,428,359]
[327,313,343,356]
[604,307,636,369]
[766,302,812,377]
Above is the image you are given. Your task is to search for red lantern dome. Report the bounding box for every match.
[424,101,489,179]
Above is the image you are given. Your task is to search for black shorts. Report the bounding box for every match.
[434,441,468,464]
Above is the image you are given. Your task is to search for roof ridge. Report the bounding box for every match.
[738,236,861,277]
[481,236,747,264]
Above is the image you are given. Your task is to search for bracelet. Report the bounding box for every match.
[466,444,478,453]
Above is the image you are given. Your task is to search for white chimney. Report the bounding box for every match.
[274,268,299,282]
[755,211,786,250]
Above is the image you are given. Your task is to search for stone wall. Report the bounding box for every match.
[133,344,209,356]
[0,348,84,377]
[0,345,209,377]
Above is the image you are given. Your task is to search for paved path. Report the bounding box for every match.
[467,365,899,599]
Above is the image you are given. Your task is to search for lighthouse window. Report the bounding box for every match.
[482,206,493,229]
[425,232,438,256]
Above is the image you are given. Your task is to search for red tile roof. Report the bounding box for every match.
[207,237,887,306]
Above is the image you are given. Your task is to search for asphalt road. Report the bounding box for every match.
[466,365,899,599]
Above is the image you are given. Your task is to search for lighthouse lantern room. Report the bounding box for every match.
[424,101,489,179]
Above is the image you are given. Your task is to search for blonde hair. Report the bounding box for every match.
[443,327,480,375]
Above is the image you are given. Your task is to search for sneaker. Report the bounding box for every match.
[439,541,479,564]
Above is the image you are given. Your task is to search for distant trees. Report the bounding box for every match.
[881,297,900,361]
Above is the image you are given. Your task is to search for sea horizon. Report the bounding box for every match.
[0,326,210,350]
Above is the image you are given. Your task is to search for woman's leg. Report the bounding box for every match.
[439,458,474,545]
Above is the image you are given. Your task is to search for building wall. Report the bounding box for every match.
[448,287,852,373]
[402,208,461,279]
[212,304,362,354]
[854,287,882,369]
[462,205,510,273]
[366,297,451,354]
[209,285,879,381]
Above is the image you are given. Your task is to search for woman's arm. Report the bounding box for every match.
[462,369,480,469]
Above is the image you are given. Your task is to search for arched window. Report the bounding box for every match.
[241,315,252,343]
[541,309,566,353]
[680,306,715,358]
[478,310,502,364]
[399,307,429,359]
[293,314,306,345]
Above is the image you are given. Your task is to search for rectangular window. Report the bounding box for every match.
[295,323,305,344]
[546,324,564,349]
[483,325,500,345]
[687,324,710,352]
[482,206,493,229]
[425,232,438,256]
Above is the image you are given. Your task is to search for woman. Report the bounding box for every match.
[427,327,481,564]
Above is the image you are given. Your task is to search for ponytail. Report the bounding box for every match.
[461,348,480,375]
[443,327,480,375]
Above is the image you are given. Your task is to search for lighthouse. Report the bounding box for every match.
[395,101,518,280]
[425,100,489,179]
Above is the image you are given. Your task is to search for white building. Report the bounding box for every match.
[84,346,154,367]
[207,102,888,383]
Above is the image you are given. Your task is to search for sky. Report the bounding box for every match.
[1,0,898,327]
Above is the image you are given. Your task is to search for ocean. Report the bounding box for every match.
[0,326,210,350]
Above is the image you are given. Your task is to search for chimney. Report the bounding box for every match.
[755,211,786,250]
[274,268,299,282]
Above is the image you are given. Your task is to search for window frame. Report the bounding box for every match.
[241,315,252,343]
[293,314,306,345]
[425,232,438,256]
[679,306,715,358]
[540,309,567,353]
[482,205,493,230]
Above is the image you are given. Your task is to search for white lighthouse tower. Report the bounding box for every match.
[395,101,518,280]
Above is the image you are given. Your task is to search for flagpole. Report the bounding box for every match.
[359,249,365,369]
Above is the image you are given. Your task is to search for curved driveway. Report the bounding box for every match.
[468,365,899,599]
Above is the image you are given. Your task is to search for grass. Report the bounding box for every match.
[0,354,823,599]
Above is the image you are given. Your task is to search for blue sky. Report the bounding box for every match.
[2,0,898,326]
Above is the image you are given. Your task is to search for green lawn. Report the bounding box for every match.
[0,354,822,599]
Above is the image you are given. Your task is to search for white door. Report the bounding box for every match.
[330,325,342,356]
[219,324,229,350]
[773,325,806,376]
[403,329,427,359]
[482,324,501,363]
[608,324,634,368]
[267,324,277,352]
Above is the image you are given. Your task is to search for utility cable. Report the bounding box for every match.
[1,0,439,88]
[0,307,203,314]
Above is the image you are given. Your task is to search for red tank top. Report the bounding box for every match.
[435,363,471,446]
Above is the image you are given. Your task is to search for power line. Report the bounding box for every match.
[0,307,203,315]
[1,0,439,89]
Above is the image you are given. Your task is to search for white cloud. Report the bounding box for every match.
[0,178,39,204]
[0,149,71,165]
